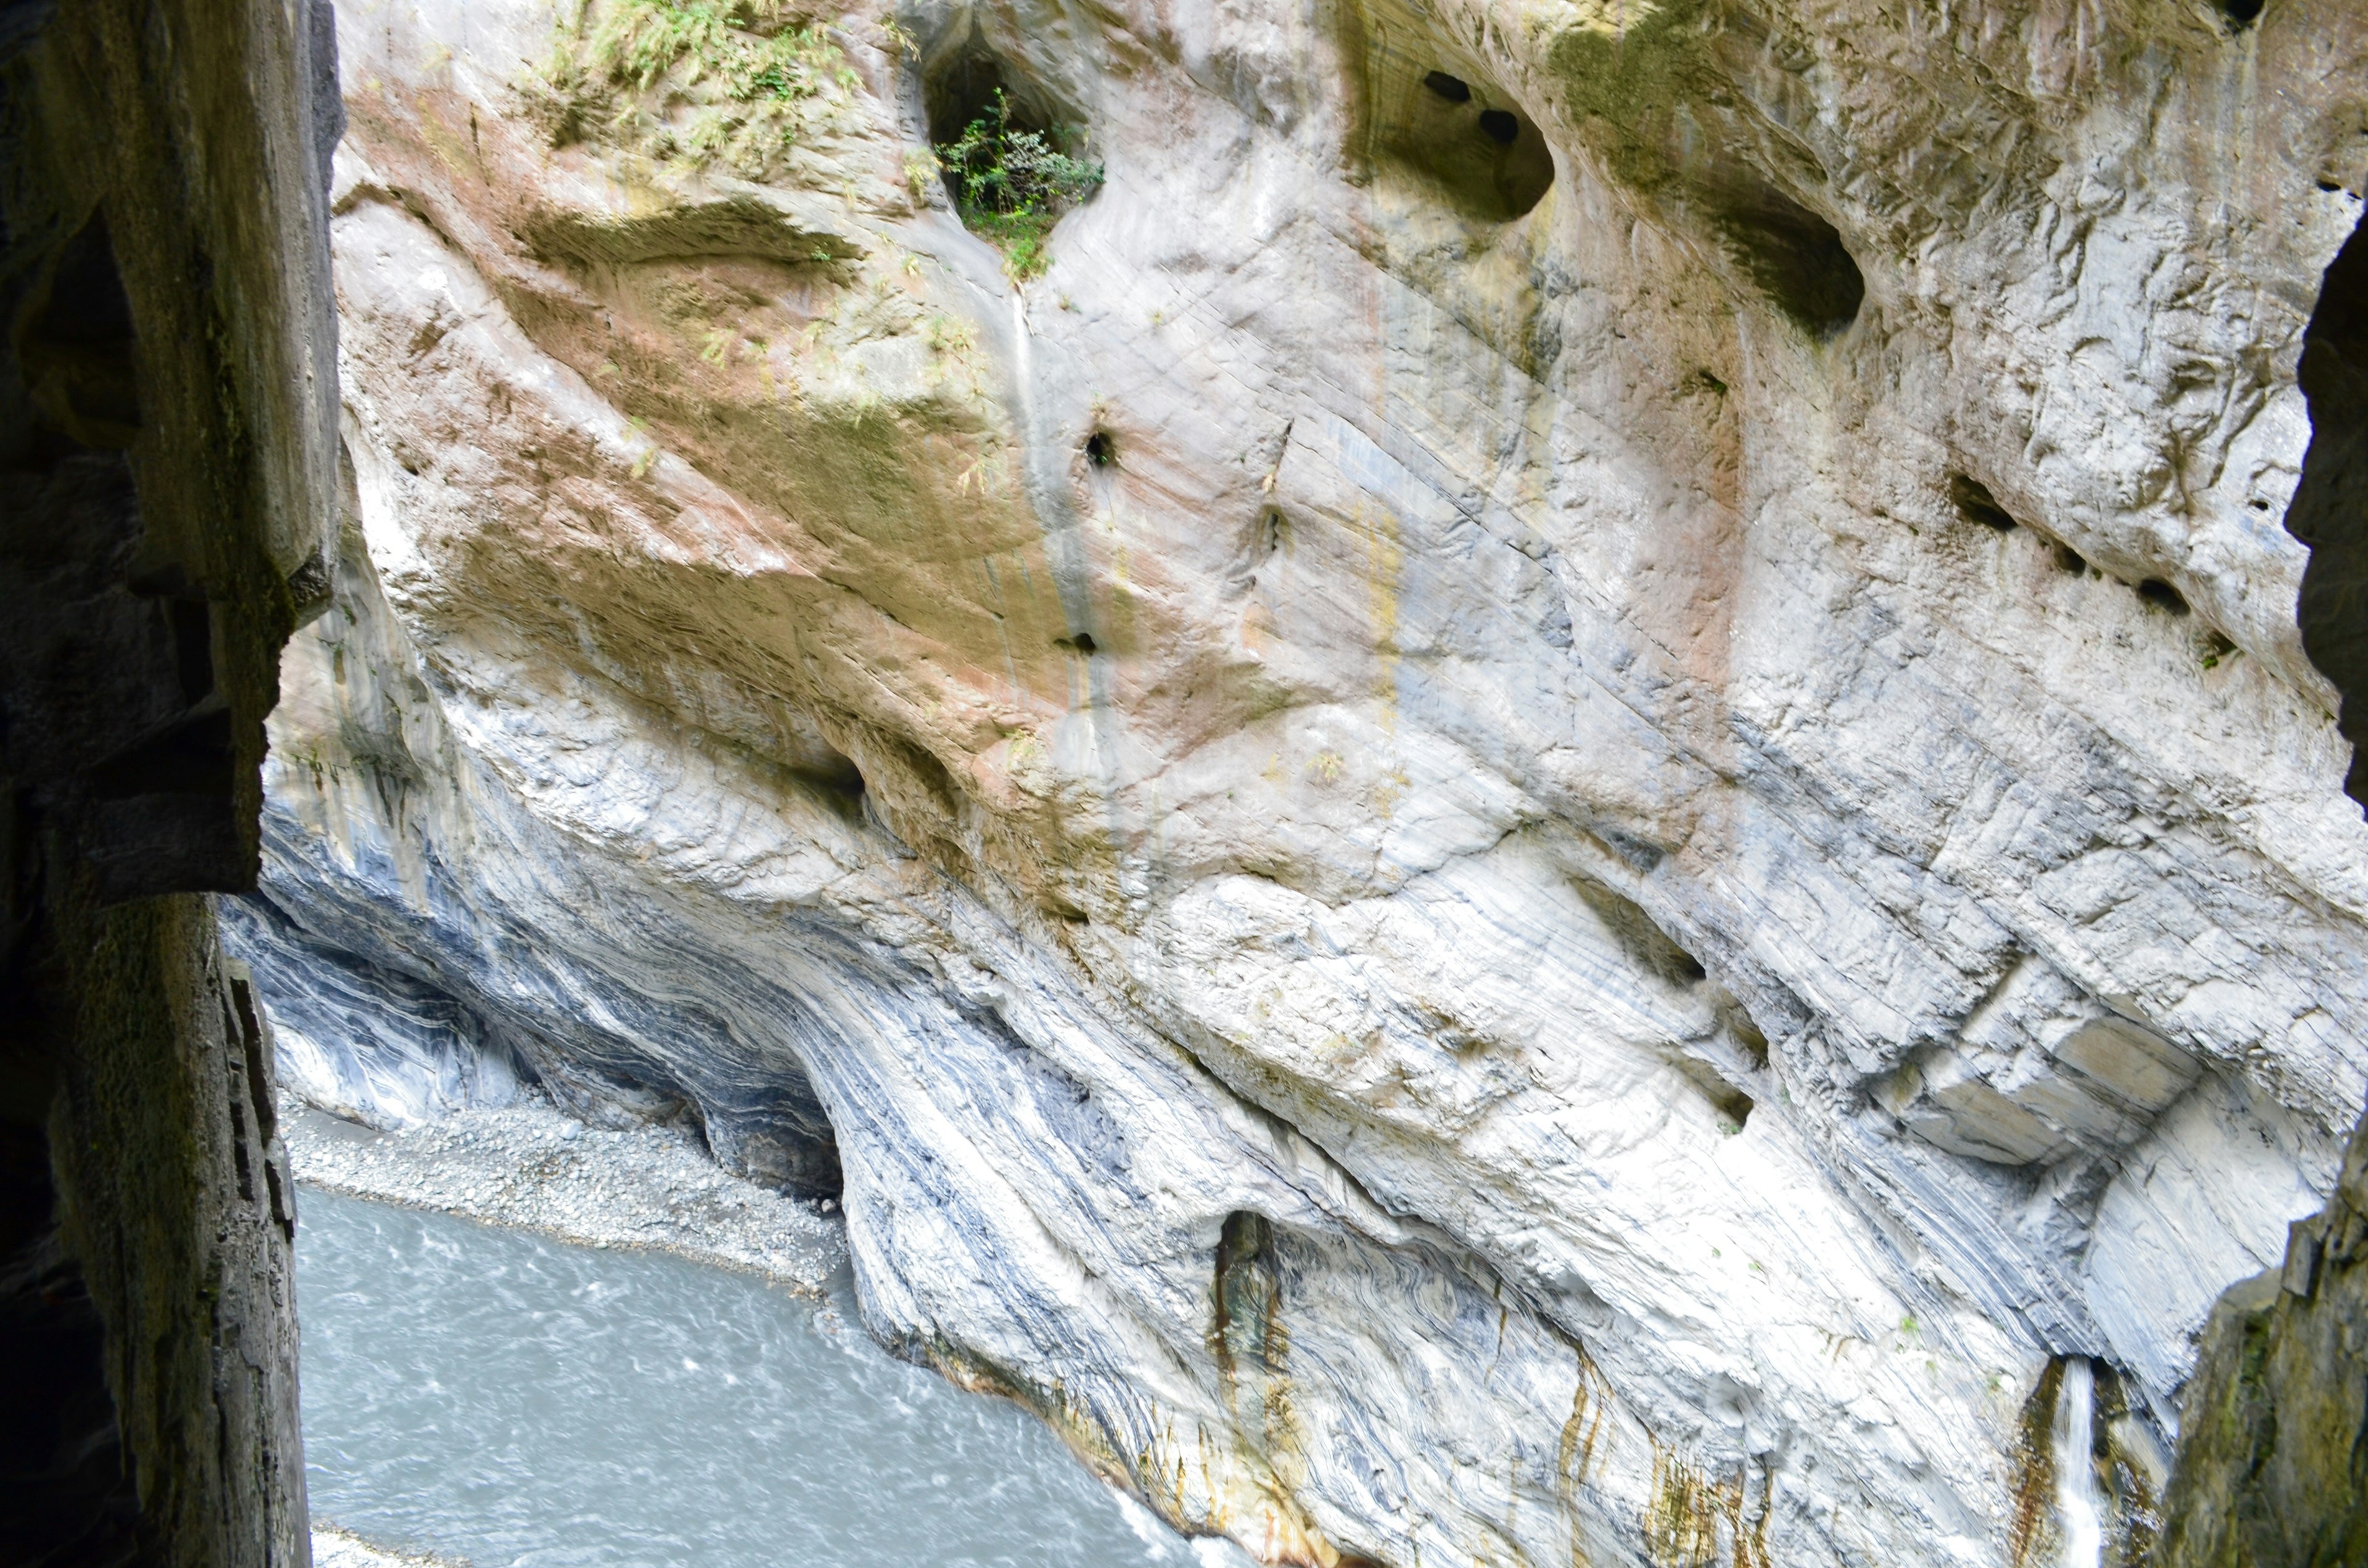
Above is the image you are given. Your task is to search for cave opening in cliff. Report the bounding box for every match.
[1950,474,2020,531]
[1347,0,1555,226]
[2284,204,2368,799]
[1374,68,1554,222]
[923,35,1099,276]
[1715,183,1866,339]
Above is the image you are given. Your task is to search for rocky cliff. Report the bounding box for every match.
[231,1,2368,1564]
[1,0,340,1562]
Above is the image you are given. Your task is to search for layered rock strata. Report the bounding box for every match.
[236,1,2368,1564]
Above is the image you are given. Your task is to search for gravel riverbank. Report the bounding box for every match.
[281,1093,847,1294]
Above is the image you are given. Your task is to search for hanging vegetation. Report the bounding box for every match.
[933,90,1103,280]
[533,0,857,178]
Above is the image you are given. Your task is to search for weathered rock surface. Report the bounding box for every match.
[232,1,2368,1564]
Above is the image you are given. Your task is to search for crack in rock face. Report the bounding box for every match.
[228,1,2368,1564]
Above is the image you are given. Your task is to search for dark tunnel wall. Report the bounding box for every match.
[2157,211,2368,1568]
[2287,215,2368,807]
[0,1,340,1564]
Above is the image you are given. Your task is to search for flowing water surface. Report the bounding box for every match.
[298,1191,1248,1568]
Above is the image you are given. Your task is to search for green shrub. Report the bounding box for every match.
[935,91,1102,279]
[535,0,852,177]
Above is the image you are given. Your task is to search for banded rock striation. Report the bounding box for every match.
[230,1,2368,1564]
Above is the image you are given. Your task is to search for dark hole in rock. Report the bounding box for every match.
[2055,544,2089,574]
[1726,1004,1771,1072]
[1949,474,2020,531]
[890,736,963,818]
[22,211,143,442]
[30,215,138,350]
[1575,877,1704,988]
[1212,1209,1281,1378]
[798,752,865,807]
[1717,185,1865,338]
[922,34,1095,273]
[1360,36,1553,224]
[169,599,215,704]
[2216,0,2264,26]
[715,1106,844,1201]
[779,715,865,804]
[1084,430,1114,467]
[2137,578,2190,615]
[1675,1059,1754,1132]
[86,708,236,801]
[2285,202,2368,800]
[1062,631,1098,655]
[923,38,1054,158]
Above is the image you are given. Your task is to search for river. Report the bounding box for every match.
[297,1191,1249,1567]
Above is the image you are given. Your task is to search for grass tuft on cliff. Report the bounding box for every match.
[933,91,1101,281]
[533,0,854,178]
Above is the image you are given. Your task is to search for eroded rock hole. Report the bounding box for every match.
[924,42,1027,161]
[2055,544,2090,575]
[20,211,143,446]
[1357,20,1554,225]
[780,715,865,807]
[923,39,1098,276]
[1950,474,2020,532]
[2215,0,2264,27]
[1083,430,1114,467]
[1211,1210,1281,1378]
[1717,186,1865,338]
[1724,1002,1772,1072]
[1056,631,1096,655]
[1575,878,1705,988]
[1675,1060,1754,1133]
[2137,578,2190,615]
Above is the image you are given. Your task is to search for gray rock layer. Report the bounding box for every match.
[232,1,2368,1565]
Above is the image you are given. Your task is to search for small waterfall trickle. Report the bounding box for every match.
[2051,1356,2103,1568]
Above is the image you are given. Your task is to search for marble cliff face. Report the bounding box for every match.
[229,0,2368,1563]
